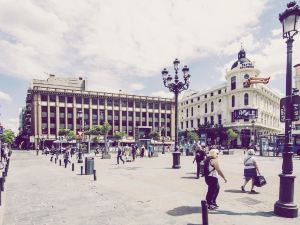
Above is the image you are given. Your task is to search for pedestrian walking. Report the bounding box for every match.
[63,147,71,167]
[140,145,145,157]
[131,144,137,161]
[241,149,260,194]
[203,148,227,210]
[193,144,206,178]
[117,145,125,164]
[3,145,9,162]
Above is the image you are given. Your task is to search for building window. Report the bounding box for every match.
[49,95,56,102]
[218,99,221,103]
[191,120,194,128]
[218,114,222,125]
[186,121,188,129]
[218,90,221,94]
[205,103,207,113]
[210,92,213,97]
[231,76,236,90]
[191,99,193,103]
[41,95,48,101]
[232,95,235,107]
[197,97,200,101]
[181,122,183,130]
[67,96,73,103]
[92,98,98,105]
[186,108,189,117]
[191,107,194,116]
[205,94,207,98]
[244,93,249,106]
[197,119,200,127]
[84,98,89,105]
[76,97,82,104]
[58,96,65,103]
[210,116,214,125]
[211,102,214,112]
[204,117,208,125]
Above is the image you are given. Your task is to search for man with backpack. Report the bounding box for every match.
[193,143,206,178]
[203,149,227,210]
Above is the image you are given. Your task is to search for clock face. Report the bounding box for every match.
[244,74,249,79]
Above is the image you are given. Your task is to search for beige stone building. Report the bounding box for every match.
[21,75,175,147]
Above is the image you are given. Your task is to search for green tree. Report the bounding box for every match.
[68,131,76,140]
[58,129,76,141]
[100,122,111,155]
[227,128,238,147]
[114,131,126,140]
[187,131,199,143]
[149,131,160,140]
[0,129,16,144]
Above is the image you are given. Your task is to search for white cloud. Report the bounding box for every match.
[3,118,19,134]
[0,0,268,92]
[129,83,144,91]
[0,91,11,101]
[151,91,173,99]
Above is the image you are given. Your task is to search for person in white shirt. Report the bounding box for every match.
[241,149,260,194]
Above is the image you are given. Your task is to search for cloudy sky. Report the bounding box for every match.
[0,0,299,133]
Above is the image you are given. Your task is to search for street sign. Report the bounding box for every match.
[280,95,300,122]
[0,126,3,135]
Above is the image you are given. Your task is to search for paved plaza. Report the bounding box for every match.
[0,150,300,225]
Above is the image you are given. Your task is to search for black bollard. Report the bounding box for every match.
[72,163,74,171]
[0,177,3,192]
[81,166,83,175]
[59,159,62,166]
[201,200,209,225]
[50,156,53,162]
[55,158,57,164]
[93,169,97,181]
[0,188,1,206]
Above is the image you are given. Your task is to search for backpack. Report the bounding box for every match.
[202,156,214,177]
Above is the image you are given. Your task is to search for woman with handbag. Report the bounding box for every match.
[241,149,260,194]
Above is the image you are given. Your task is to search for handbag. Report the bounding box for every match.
[254,175,267,187]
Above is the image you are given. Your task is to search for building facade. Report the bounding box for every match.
[179,48,283,147]
[21,75,175,148]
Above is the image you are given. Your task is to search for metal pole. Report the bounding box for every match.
[174,91,179,152]
[81,166,83,175]
[274,38,298,218]
[72,163,74,171]
[93,169,97,181]
[201,200,209,225]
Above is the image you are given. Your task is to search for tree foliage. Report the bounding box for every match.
[0,129,15,144]
[227,128,238,140]
[187,131,199,143]
[114,131,126,140]
[58,129,76,140]
[149,131,160,140]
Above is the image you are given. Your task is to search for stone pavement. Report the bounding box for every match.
[1,150,300,225]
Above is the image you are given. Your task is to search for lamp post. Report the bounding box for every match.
[274,1,300,218]
[162,59,191,168]
[251,120,255,146]
[161,126,166,154]
[77,110,83,163]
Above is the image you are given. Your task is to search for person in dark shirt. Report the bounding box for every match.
[117,145,125,164]
[193,147,206,179]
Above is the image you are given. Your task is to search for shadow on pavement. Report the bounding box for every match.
[181,176,198,179]
[167,206,201,216]
[209,210,274,217]
[224,189,245,193]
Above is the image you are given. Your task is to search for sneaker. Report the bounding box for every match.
[241,186,245,192]
[211,203,219,208]
[208,205,217,210]
[250,190,259,194]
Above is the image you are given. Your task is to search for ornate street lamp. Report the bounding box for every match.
[162,59,191,168]
[77,110,83,163]
[274,1,300,218]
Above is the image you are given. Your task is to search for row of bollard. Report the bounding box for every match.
[0,158,11,206]
[48,154,97,181]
